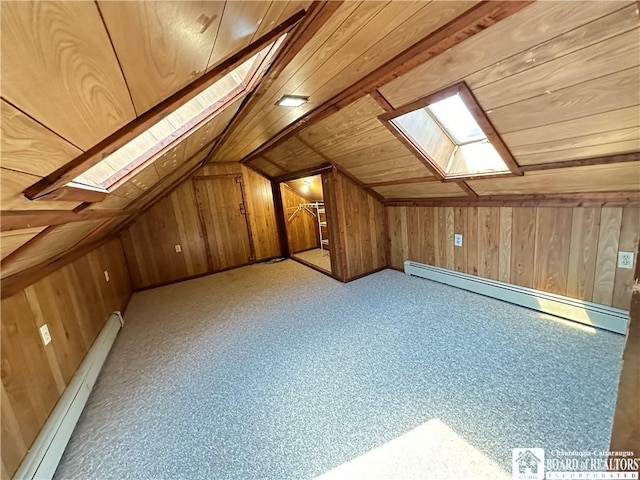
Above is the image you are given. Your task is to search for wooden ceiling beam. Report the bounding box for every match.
[295,138,391,205]
[273,163,333,183]
[208,1,343,163]
[23,9,306,200]
[457,181,479,198]
[384,191,640,208]
[369,89,394,113]
[253,155,291,175]
[330,164,387,205]
[519,152,640,172]
[115,158,210,233]
[241,1,533,163]
[365,177,440,188]
[1,209,130,232]
[1,234,118,300]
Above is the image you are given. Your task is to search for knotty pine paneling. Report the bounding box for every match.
[324,169,387,281]
[281,184,319,254]
[1,239,131,478]
[388,205,640,308]
[121,164,281,289]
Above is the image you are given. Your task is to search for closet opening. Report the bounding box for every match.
[280,174,332,275]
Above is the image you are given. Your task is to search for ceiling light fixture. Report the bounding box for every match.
[301,180,311,192]
[276,94,309,107]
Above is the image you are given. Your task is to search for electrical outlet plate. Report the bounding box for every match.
[618,251,634,269]
[104,270,110,282]
[175,244,182,253]
[454,234,463,247]
[39,324,52,346]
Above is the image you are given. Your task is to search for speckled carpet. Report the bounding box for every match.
[55,260,624,480]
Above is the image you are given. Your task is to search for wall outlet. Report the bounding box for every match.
[39,324,52,346]
[454,234,463,247]
[104,270,110,282]
[175,244,182,253]
[618,251,634,269]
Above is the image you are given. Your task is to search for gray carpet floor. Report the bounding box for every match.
[55,260,624,479]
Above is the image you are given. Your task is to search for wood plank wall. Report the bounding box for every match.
[324,169,388,281]
[120,164,281,289]
[243,167,281,261]
[610,235,640,452]
[387,206,640,309]
[1,238,131,478]
[281,184,319,254]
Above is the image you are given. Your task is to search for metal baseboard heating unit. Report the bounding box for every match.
[404,261,628,335]
[14,311,124,480]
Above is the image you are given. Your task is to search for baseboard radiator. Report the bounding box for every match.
[15,312,124,480]
[404,261,628,335]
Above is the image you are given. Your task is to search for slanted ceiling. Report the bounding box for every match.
[1,1,639,284]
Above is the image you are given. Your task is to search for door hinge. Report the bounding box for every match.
[235,176,242,183]
[240,203,246,215]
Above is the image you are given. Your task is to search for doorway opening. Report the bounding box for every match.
[280,174,331,274]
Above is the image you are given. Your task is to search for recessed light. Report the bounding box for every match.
[276,94,309,107]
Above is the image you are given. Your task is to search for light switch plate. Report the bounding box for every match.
[104,270,110,282]
[618,252,634,269]
[454,234,463,247]
[175,244,182,253]
[39,324,52,346]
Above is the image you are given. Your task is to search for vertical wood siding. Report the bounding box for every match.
[388,205,640,309]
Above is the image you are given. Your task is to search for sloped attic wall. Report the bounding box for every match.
[120,163,281,290]
[1,239,131,478]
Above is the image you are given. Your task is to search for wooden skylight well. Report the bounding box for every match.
[380,82,520,180]
[71,38,283,192]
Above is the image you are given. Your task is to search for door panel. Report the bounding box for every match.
[194,175,252,271]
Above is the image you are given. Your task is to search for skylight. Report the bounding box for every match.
[72,37,283,191]
[382,83,517,180]
[427,94,484,144]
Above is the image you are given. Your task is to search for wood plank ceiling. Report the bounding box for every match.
[240,1,640,200]
[0,0,312,279]
[1,0,639,282]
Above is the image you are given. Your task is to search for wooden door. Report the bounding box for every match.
[193,175,253,271]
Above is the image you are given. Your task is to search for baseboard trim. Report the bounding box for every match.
[133,255,283,292]
[404,261,628,335]
[14,312,124,480]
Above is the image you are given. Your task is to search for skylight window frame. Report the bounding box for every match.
[23,10,307,203]
[378,82,522,181]
[73,39,282,193]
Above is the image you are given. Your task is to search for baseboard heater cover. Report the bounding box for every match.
[404,261,628,335]
[14,311,124,480]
